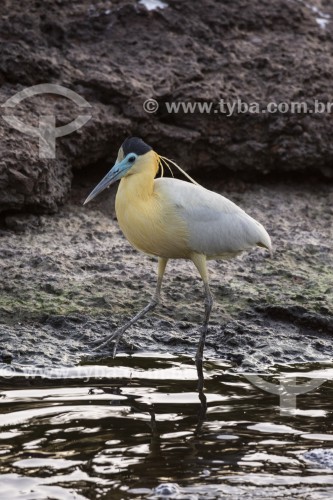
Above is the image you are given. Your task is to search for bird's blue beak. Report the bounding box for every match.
[83,157,131,205]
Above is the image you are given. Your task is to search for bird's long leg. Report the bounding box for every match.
[92,257,168,355]
[191,253,213,365]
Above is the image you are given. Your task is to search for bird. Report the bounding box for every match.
[84,137,272,362]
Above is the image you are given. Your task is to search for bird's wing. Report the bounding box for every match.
[154,178,271,257]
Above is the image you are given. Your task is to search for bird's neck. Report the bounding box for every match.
[118,152,158,201]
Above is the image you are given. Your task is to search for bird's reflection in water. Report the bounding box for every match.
[195,355,207,435]
[132,357,208,445]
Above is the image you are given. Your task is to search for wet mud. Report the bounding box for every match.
[0,181,332,370]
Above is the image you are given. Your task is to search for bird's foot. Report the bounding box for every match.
[90,298,160,358]
[91,326,126,357]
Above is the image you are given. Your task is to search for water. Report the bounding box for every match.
[1,355,333,499]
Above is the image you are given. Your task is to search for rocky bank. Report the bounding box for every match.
[0,0,332,369]
[1,0,333,214]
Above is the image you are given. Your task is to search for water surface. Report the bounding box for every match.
[1,355,333,499]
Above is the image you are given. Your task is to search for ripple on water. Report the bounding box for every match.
[303,449,333,469]
[0,357,333,499]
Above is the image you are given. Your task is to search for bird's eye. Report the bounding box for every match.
[128,156,136,163]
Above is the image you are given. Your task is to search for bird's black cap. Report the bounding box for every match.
[122,137,152,156]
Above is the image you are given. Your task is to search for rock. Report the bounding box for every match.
[1,0,333,215]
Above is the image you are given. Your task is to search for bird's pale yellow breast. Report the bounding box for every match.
[115,155,190,259]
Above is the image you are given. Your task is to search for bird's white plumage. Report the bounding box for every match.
[154,178,271,259]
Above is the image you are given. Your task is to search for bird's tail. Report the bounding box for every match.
[257,228,273,258]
